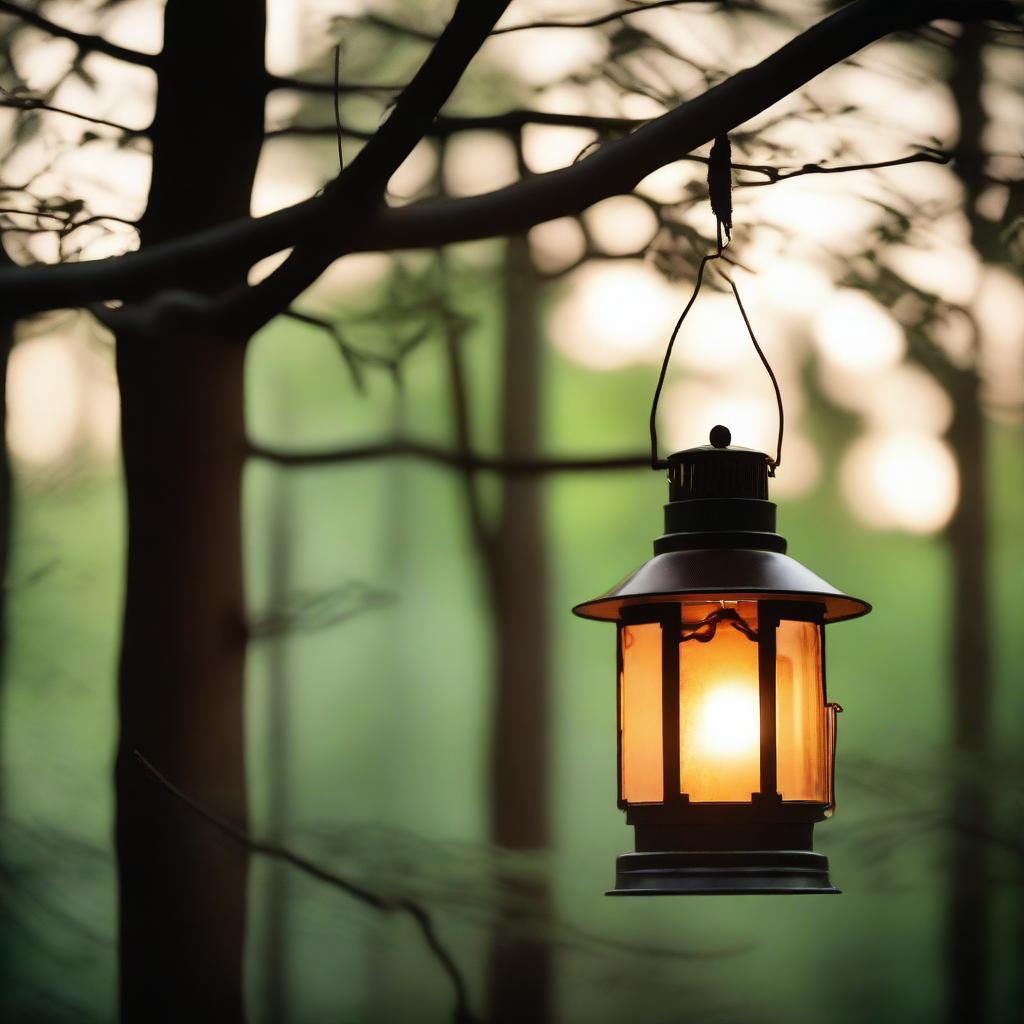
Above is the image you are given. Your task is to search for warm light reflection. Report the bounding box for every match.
[6,332,119,469]
[8,337,81,466]
[522,124,596,174]
[841,431,959,534]
[443,131,519,197]
[550,261,676,370]
[486,27,607,87]
[584,197,658,256]
[812,289,906,373]
[620,623,663,804]
[388,140,438,202]
[528,217,586,275]
[662,379,781,457]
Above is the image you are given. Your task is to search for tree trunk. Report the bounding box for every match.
[944,368,990,1024]
[944,25,992,1024]
[262,454,293,1022]
[485,233,551,1024]
[115,333,249,1019]
[114,2,265,1018]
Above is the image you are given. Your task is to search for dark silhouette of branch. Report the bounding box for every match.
[134,750,478,1024]
[365,0,763,42]
[492,0,760,35]
[268,109,646,140]
[283,308,435,389]
[248,438,651,474]
[264,73,404,96]
[0,0,158,68]
[223,0,513,336]
[734,147,952,184]
[0,95,140,134]
[0,0,1014,316]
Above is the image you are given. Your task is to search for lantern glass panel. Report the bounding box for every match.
[619,622,663,803]
[776,619,828,802]
[678,602,760,803]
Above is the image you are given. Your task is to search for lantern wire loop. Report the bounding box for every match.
[648,134,785,476]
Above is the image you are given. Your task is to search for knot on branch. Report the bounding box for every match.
[708,133,733,244]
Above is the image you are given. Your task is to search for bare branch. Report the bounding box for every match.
[0,0,1014,316]
[0,94,141,134]
[247,438,651,475]
[0,0,158,69]
[492,0,759,35]
[732,147,953,185]
[267,109,646,141]
[264,72,404,96]
[134,751,477,1024]
[224,0,513,336]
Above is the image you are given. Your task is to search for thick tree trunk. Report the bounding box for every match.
[944,25,993,1024]
[115,333,249,1019]
[485,234,551,1024]
[114,2,265,1018]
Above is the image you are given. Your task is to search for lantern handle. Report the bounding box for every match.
[648,133,785,475]
[648,256,785,474]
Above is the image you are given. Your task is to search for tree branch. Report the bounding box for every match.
[0,0,158,69]
[264,72,404,96]
[0,94,141,134]
[134,750,477,1024]
[247,438,651,475]
[491,0,759,34]
[221,0,512,336]
[0,0,1014,316]
[267,109,646,141]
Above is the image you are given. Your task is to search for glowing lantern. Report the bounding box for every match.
[574,427,870,894]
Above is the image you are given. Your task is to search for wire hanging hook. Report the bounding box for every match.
[648,133,784,474]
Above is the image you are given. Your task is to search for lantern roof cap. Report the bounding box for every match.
[572,546,871,624]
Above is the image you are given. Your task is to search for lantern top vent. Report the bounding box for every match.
[666,426,771,502]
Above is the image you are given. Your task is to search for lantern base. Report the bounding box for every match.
[607,850,839,895]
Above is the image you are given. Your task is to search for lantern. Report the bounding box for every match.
[573,428,870,894]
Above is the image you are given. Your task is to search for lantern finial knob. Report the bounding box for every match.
[709,424,731,449]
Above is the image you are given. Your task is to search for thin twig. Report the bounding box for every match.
[0,96,140,135]
[133,750,478,1024]
[505,0,758,35]
[248,438,650,474]
[333,45,345,172]
[0,0,158,68]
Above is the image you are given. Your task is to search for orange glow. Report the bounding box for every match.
[776,620,827,802]
[619,623,663,803]
[679,604,760,802]
[618,605,833,807]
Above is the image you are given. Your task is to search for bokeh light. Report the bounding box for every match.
[813,288,906,374]
[841,431,959,534]
[550,261,677,370]
[7,336,82,467]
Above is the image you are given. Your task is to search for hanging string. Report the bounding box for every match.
[648,133,784,475]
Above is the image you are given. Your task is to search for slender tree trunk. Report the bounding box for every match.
[0,243,16,818]
[262,456,293,1022]
[943,25,993,1024]
[944,369,990,1024]
[0,315,11,819]
[485,233,551,1024]
[113,2,265,1018]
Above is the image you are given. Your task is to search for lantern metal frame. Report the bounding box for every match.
[574,438,870,896]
